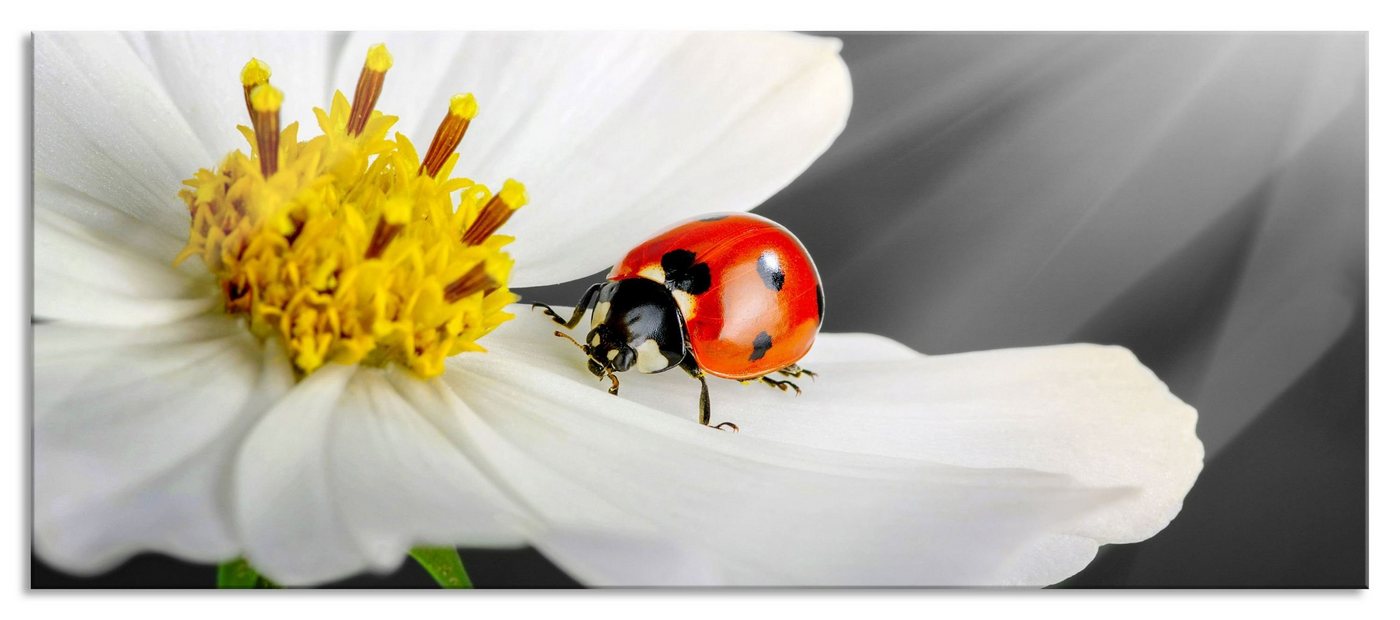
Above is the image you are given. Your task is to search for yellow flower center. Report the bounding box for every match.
[177,44,526,378]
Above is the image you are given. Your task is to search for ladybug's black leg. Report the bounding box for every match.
[758,375,802,395]
[680,354,736,431]
[680,358,712,426]
[776,364,817,381]
[604,368,621,396]
[531,282,602,329]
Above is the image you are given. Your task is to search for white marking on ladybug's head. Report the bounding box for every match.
[638,264,666,285]
[634,338,671,374]
[591,300,610,328]
[671,290,697,321]
[606,349,619,361]
[589,331,602,347]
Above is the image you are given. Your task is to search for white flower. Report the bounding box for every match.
[32,31,1203,587]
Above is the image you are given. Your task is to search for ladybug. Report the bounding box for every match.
[532,212,823,430]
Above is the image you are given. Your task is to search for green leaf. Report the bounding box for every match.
[409,547,473,589]
[217,558,280,589]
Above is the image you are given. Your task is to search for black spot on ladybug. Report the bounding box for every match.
[698,214,729,222]
[749,331,773,362]
[756,250,785,291]
[815,282,825,320]
[661,249,711,295]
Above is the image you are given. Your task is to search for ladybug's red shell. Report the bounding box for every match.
[608,213,824,380]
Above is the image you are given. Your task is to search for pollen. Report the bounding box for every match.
[177,44,525,378]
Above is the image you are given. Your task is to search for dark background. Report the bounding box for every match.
[32,32,1367,588]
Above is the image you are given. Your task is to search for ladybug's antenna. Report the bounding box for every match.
[555,330,622,395]
[553,330,590,353]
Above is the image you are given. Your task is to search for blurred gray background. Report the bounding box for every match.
[34,32,1366,588]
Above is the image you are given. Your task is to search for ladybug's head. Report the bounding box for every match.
[575,278,688,378]
[582,324,637,376]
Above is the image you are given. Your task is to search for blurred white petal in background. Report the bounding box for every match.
[763,33,1365,458]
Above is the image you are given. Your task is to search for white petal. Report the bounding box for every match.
[121,32,341,158]
[230,365,361,584]
[997,534,1103,586]
[233,365,526,586]
[34,32,209,239]
[751,343,1202,548]
[444,346,1132,586]
[33,318,290,574]
[527,530,725,587]
[468,307,1202,584]
[330,369,527,567]
[335,32,852,286]
[34,209,216,325]
[34,176,187,261]
[800,331,921,364]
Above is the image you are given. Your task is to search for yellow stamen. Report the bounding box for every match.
[347,43,393,136]
[366,43,394,73]
[249,84,283,178]
[443,263,497,303]
[461,179,528,246]
[364,220,402,260]
[240,58,271,122]
[177,44,524,379]
[422,93,478,178]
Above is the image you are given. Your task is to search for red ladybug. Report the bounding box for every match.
[533,212,823,430]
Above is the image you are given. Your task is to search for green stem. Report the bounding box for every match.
[217,550,472,589]
[409,547,474,589]
[217,558,280,588]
